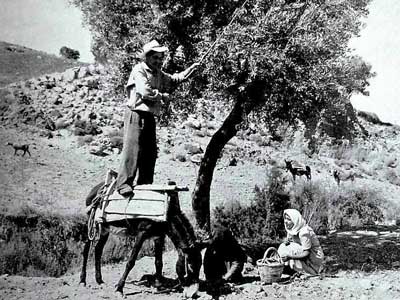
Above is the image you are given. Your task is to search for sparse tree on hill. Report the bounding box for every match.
[59,46,80,60]
[72,0,374,231]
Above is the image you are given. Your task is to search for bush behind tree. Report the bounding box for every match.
[213,168,290,261]
[213,169,385,261]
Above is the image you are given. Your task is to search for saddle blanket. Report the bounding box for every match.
[95,188,169,223]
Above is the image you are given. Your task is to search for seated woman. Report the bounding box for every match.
[203,224,246,284]
[278,209,324,275]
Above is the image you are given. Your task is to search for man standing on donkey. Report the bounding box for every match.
[116,40,199,197]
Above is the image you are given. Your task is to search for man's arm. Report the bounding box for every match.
[134,67,162,102]
[168,62,200,82]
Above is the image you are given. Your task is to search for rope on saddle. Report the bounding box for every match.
[87,184,108,241]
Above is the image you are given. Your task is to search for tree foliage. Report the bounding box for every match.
[59,46,80,60]
[71,0,374,229]
[72,0,373,121]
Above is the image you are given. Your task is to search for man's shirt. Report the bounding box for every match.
[125,61,186,115]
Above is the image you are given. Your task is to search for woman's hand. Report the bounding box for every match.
[280,255,290,262]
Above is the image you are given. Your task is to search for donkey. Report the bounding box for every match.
[79,182,202,296]
[285,160,311,181]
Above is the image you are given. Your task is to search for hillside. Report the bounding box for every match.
[1,45,400,299]
[0,41,85,88]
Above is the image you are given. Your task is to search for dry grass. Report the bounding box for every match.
[0,41,84,87]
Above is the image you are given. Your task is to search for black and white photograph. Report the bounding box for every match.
[0,0,399,299]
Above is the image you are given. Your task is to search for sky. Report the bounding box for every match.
[0,0,399,125]
[0,0,93,62]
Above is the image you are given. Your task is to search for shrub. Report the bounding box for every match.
[291,180,329,234]
[0,206,157,277]
[290,180,384,232]
[329,188,384,228]
[213,168,290,261]
[59,46,80,60]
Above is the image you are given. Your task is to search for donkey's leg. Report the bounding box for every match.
[94,232,109,285]
[154,235,165,286]
[115,230,147,295]
[175,250,187,285]
[79,239,91,285]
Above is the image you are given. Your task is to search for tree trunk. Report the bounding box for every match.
[191,94,251,231]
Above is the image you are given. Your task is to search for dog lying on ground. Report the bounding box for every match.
[6,142,31,156]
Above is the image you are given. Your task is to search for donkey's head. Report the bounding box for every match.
[284,159,293,171]
[177,244,202,286]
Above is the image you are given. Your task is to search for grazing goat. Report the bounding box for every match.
[285,160,311,181]
[6,142,31,156]
[331,169,355,185]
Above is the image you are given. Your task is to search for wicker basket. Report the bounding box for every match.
[256,247,284,284]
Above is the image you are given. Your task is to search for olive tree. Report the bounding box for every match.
[72,0,374,231]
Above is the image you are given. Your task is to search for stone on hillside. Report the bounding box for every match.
[95,64,107,75]
[52,73,64,82]
[85,123,102,135]
[77,66,91,79]
[184,143,203,154]
[53,86,63,94]
[385,156,398,168]
[44,81,56,89]
[110,119,122,127]
[89,144,108,156]
[190,154,203,165]
[73,127,86,136]
[87,64,99,74]
[52,96,62,105]
[109,136,123,153]
[83,97,96,104]
[102,126,121,137]
[64,83,77,93]
[184,118,202,130]
[78,90,87,99]
[49,109,63,119]
[55,118,70,130]
[62,68,79,82]
[194,129,206,137]
[174,153,187,162]
[84,77,100,89]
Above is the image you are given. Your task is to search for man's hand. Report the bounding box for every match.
[190,62,200,71]
[183,62,201,80]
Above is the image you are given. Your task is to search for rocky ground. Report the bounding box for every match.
[1,246,400,300]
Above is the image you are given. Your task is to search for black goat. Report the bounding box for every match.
[285,160,311,181]
[331,169,355,186]
[6,142,31,156]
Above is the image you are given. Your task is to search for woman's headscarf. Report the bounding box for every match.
[283,209,306,236]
